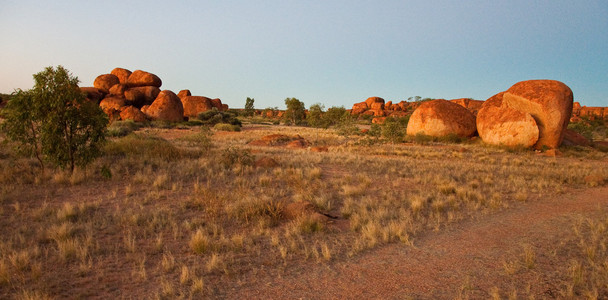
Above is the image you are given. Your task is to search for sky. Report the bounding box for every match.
[1,0,607,108]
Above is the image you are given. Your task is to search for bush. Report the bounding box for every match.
[219,147,254,169]
[381,118,405,143]
[107,120,143,137]
[196,108,242,127]
[213,123,241,132]
[0,66,108,173]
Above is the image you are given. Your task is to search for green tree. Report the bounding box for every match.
[244,97,255,116]
[283,97,306,125]
[381,117,405,144]
[1,66,108,174]
[323,106,348,127]
[307,103,326,128]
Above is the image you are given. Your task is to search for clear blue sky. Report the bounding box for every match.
[1,0,607,108]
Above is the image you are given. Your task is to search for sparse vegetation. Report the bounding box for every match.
[0,123,607,298]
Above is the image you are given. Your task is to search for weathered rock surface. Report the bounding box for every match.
[406,99,476,137]
[109,84,127,95]
[210,98,224,111]
[145,90,184,122]
[119,106,147,122]
[181,96,213,117]
[111,68,132,85]
[124,86,161,107]
[562,129,591,147]
[365,97,385,108]
[177,89,191,99]
[99,96,126,113]
[80,87,105,103]
[503,80,573,149]
[93,74,120,93]
[127,70,162,88]
[477,96,539,148]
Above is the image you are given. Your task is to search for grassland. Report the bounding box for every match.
[0,123,607,298]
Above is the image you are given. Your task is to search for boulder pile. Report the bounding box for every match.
[81,68,228,122]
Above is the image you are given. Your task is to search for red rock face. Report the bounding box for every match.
[127,70,162,88]
[450,98,484,115]
[111,68,132,85]
[562,129,591,147]
[351,102,368,115]
[181,96,213,117]
[94,74,120,93]
[477,94,539,148]
[124,86,161,107]
[119,106,147,122]
[406,99,476,137]
[99,96,126,114]
[370,102,384,111]
[80,87,105,103]
[109,84,127,96]
[210,98,224,111]
[372,117,387,124]
[503,80,573,149]
[177,89,191,99]
[145,90,184,122]
[365,97,385,108]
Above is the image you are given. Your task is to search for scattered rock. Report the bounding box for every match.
[127,70,162,88]
[211,98,224,111]
[286,139,310,149]
[111,68,132,85]
[503,80,573,149]
[584,174,605,186]
[93,74,120,93]
[145,90,184,122]
[406,99,476,138]
[365,97,385,107]
[372,117,387,124]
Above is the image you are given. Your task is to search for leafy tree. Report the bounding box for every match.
[307,103,326,128]
[381,117,405,144]
[244,97,255,116]
[284,97,306,125]
[1,66,108,174]
[323,106,348,127]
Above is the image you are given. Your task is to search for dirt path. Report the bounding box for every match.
[223,186,608,299]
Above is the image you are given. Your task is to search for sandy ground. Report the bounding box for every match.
[222,186,608,299]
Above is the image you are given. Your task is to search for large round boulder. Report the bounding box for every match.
[210,98,224,111]
[181,96,213,117]
[145,90,184,122]
[477,93,539,148]
[124,86,161,107]
[502,80,573,149]
[111,68,132,85]
[93,74,120,93]
[126,70,162,88]
[406,99,476,137]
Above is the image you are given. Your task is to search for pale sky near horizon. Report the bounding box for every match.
[1,0,607,108]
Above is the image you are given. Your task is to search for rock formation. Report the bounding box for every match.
[144,90,184,122]
[406,99,476,137]
[476,93,539,147]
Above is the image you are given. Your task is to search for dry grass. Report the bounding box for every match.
[0,124,607,298]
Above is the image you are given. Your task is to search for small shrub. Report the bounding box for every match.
[106,120,143,137]
[197,108,241,126]
[213,123,241,132]
[189,229,209,254]
[219,147,254,169]
[104,134,183,161]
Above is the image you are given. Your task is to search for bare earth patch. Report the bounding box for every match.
[224,186,608,299]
